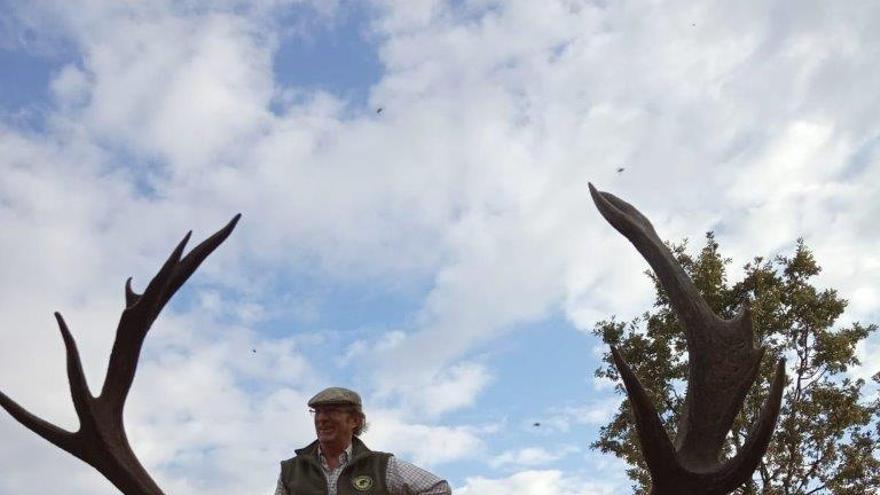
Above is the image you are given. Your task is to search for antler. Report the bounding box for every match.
[589,184,786,495]
[0,214,240,495]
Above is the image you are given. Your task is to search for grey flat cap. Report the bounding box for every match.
[308,387,362,408]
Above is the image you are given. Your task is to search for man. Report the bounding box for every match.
[275,387,452,495]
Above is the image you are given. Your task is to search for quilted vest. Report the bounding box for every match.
[280,437,392,495]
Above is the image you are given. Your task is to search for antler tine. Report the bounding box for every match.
[0,313,92,461]
[610,347,679,478]
[589,184,785,494]
[55,312,96,434]
[101,213,241,407]
[588,183,721,341]
[125,278,140,308]
[717,358,786,493]
[0,390,78,455]
[95,230,190,410]
[161,213,242,312]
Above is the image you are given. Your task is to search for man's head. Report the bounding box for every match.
[308,387,368,447]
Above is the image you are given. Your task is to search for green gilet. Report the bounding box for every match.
[280,437,392,495]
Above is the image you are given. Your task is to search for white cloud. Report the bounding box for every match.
[361,409,488,467]
[535,399,621,434]
[457,469,621,495]
[407,361,494,415]
[489,445,580,469]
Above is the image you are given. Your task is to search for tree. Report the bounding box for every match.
[592,233,880,494]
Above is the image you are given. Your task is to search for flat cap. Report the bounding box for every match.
[308,387,362,408]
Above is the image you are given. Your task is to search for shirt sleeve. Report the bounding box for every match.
[275,473,287,495]
[386,456,452,495]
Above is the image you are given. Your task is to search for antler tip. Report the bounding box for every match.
[588,182,603,202]
[588,184,630,230]
[222,213,242,234]
[53,312,72,338]
[124,277,141,307]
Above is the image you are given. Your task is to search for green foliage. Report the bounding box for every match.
[591,233,880,494]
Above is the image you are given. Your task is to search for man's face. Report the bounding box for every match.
[312,405,358,446]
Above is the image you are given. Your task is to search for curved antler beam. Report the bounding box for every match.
[0,214,240,495]
[589,184,785,495]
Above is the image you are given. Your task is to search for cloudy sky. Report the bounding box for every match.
[1,1,879,494]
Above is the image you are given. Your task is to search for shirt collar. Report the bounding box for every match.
[317,442,353,465]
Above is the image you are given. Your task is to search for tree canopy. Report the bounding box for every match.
[592,233,880,494]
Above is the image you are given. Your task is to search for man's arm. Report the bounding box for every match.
[386,456,452,495]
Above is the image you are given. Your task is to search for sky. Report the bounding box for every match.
[0,1,879,494]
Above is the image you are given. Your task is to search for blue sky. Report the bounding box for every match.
[1,1,879,494]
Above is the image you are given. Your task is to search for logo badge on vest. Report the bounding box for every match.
[352,475,374,491]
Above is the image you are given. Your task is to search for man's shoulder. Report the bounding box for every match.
[368,450,394,461]
[281,440,320,466]
[350,438,393,463]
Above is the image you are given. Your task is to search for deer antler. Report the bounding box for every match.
[0,214,240,495]
[589,184,786,495]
